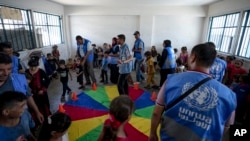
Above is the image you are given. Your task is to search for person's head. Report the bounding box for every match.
[0,91,27,119]
[174,48,178,54]
[234,59,244,68]
[103,43,108,48]
[76,35,84,44]
[226,55,235,63]
[181,46,187,53]
[52,45,58,50]
[163,40,171,47]
[59,60,66,69]
[25,72,33,84]
[28,57,39,74]
[92,44,96,48]
[144,51,152,59]
[239,74,250,85]
[47,53,53,59]
[176,58,182,66]
[102,95,134,141]
[38,112,71,141]
[0,53,12,83]
[188,43,216,70]
[133,31,140,39]
[0,42,13,56]
[112,37,118,46]
[104,51,109,58]
[76,57,81,65]
[232,74,240,83]
[151,46,156,51]
[117,34,126,45]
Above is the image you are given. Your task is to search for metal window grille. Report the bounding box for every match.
[236,10,250,58]
[0,5,62,51]
[208,12,240,54]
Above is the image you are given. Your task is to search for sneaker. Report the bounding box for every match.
[67,91,72,95]
[78,86,85,90]
[85,82,91,85]
[100,80,104,83]
[152,85,159,89]
[61,96,65,102]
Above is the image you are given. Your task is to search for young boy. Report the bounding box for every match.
[57,60,73,102]
[0,91,35,141]
[75,57,85,89]
[144,51,157,89]
[47,53,58,79]
[101,51,109,84]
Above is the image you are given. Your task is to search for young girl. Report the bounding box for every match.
[75,57,85,89]
[38,112,72,141]
[144,51,157,89]
[98,95,134,141]
[179,46,188,67]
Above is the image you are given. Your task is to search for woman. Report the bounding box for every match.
[25,57,51,126]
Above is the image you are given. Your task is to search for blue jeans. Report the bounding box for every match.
[135,59,144,82]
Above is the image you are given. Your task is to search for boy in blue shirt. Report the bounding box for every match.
[101,51,109,84]
[0,91,35,141]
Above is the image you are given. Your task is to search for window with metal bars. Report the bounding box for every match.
[0,5,62,51]
[236,10,250,59]
[208,12,240,54]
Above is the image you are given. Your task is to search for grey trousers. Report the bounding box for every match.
[83,61,96,83]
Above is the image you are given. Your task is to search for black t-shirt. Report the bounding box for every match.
[57,67,69,82]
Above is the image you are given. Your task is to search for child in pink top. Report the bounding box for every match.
[179,46,188,67]
[98,95,134,141]
[228,59,247,84]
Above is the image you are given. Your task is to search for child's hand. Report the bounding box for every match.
[38,90,43,95]
[117,60,122,64]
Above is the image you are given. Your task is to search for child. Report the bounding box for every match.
[0,91,35,141]
[52,45,60,61]
[66,58,74,69]
[101,51,109,84]
[75,57,85,89]
[57,60,73,102]
[144,51,157,89]
[228,59,247,84]
[38,112,72,141]
[173,48,178,60]
[229,74,240,90]
[47,53,58,79]
[98,95,134,141]
[179,46,188,67]
[176,58,185,73]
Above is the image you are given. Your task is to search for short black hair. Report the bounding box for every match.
[117,34,126,41]
[0,42,12,52]
[144,51,151,56]
[75,35,83,40]
[163,40,171,47]
[92,44,96,47]
[191,43,216,68]
[104,50,109,54]
[59,59,66,65]
[0,91,27,114]
[28,57,39,67]
[0,52,12,64]
[47,53,52,57]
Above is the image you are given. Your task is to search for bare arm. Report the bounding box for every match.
[224,111,235,133]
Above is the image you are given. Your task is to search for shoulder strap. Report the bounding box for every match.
[165,77,212,111]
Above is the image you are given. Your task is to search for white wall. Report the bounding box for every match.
[0,0,70,61]
[69,15,139,54]
[65,5,207,55]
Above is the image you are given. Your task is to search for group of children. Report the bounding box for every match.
[0,90,134,141]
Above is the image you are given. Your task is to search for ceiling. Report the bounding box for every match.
[49,0,221,6]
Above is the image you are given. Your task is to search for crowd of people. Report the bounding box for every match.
[0,30,250,141]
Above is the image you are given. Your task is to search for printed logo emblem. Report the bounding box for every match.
[182,82,218,111]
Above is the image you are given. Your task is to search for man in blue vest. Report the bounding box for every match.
[132,31,145,83]
[0,53,44,123]
[149,43,236,141]
[158,40,176,87]
[0,42,23,73]
[76,35,96,86]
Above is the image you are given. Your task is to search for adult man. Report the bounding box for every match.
[149,43,236,141]
[0,42,23,73]
[158,40,176,87]
[132,31,144,82]
[0,53,44,123]
[117,34,133,95]
[76,35,96,85]
[208,42,227,82]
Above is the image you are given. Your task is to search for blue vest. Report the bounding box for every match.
[11,56,19,73]
[133,38,144,60]
[11,73,29,95]
[162,47,176,69]
[77,39,93,62]
[209,58,227,82]
[110,45,119,64]
[161,71,236,141]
